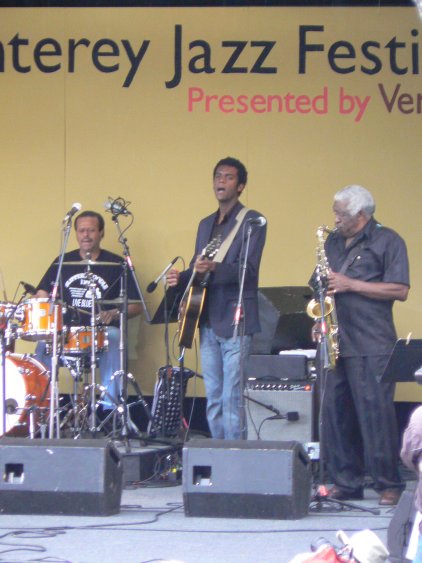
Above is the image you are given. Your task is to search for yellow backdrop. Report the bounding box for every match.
[1,7,421,399]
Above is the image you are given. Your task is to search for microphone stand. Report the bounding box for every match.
[86,264,101,435]
[111,213,151,324]
[110,213,152,448]
[48,218,72,439]
[232,222,253,440]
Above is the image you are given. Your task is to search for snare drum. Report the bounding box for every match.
[1,353,50,437]
[63,326,108,354]
[18,298,63,341]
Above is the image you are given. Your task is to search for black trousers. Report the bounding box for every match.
[320,355,403,493]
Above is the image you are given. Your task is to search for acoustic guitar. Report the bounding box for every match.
[178,236,222,349]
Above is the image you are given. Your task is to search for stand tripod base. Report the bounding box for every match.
[310,484,381,515]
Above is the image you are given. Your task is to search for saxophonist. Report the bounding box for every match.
[315,185,409,506]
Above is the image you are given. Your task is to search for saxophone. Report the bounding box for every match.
[306,225,339,370]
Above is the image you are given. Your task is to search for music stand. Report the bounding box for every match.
[382,339,422,383]
[150,287,181,325]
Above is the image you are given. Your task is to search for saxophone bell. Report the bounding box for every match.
[306,295,335,319]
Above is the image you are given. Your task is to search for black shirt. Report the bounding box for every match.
[37,248,139,326]
[325,218,410,357]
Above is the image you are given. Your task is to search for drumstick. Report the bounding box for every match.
[66,305,92,317]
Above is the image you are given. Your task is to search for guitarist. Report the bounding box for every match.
[167,157,266,440]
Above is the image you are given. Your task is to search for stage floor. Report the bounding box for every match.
[0,437,413,563]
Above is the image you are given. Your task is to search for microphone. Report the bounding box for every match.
[20,281,36,295]
[104,197,131,216]
[62,202,82,223]
[246,216,266,227]
[147,257,179,293]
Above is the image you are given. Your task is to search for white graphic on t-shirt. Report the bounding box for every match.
[64,272,109,310]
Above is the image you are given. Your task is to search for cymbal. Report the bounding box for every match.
[57,260,122,267]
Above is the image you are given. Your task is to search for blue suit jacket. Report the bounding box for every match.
[180,201,266,338]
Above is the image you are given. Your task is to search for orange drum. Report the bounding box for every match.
[18,298,63,341]
[63,326,108,354]
[1,354,50,437]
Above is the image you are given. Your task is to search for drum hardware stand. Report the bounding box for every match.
[27,400,47,439]
[95,377,144,438]
[107,208,152,449]
[82,263,105,436]
[59,354,90,437]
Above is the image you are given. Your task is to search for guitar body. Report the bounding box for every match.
[177,237,221,350]
[178,285,206,349]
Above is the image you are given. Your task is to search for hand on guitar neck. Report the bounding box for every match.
[167,254,216,289]
[167,236,222,289]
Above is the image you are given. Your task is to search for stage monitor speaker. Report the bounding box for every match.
[245,383,316,444]
[387,488,417,562]
[0,438,123,516]
[251,287,315,354]
[183,439,311,520]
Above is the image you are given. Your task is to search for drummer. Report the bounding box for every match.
[34,210,142,412]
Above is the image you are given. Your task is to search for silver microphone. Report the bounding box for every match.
[62,202,82,223]
[246,216,266,227]
[104,197,131,216]
[147,257,179,293]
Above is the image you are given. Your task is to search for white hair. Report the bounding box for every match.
[334,184,375,217]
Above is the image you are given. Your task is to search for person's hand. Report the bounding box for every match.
[166,268,180,287]
[327,271,352,296]
[98,309,119,325]
[194,256,216,274]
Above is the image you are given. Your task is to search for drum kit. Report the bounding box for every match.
[0,262,143,441]
[0,200,153,444]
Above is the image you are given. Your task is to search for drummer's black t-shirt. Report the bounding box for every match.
[36,249,138,326]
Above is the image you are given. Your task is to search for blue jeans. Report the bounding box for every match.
[35,326,121,410]
[200,326,251,440]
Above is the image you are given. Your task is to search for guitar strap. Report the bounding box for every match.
[213,207,249,264]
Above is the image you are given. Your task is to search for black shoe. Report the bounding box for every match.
[328,485,364,501]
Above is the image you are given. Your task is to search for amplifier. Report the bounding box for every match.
[246,354,312,381]
[245,381,316,445]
